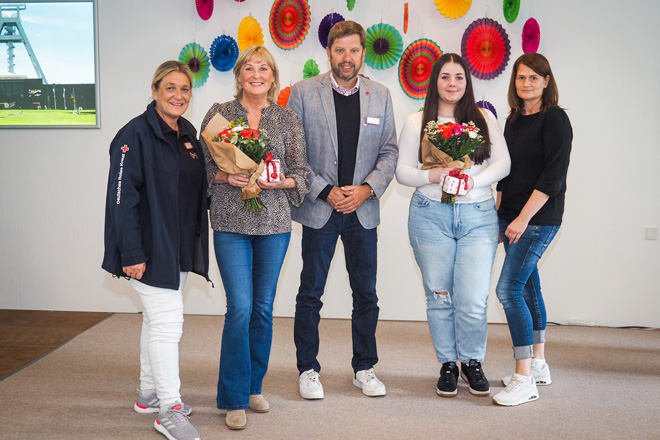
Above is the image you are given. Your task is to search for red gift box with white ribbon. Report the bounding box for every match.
[440,170,469,196]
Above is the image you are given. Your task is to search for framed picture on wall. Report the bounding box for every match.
[0,0,99,128]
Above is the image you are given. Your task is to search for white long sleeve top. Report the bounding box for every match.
[395,109,511,204]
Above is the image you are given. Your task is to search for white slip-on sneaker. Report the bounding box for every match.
[502,362,552,386]
[299,369,324,400]
[492,373,539,406]
[353,368,387,397]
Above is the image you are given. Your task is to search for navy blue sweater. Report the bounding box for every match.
[102,102,210,289]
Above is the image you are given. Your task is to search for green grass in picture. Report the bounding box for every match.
[0,110,97,126]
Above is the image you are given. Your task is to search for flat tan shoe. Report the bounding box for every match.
[249,394,270,413]
[226,409,247,430]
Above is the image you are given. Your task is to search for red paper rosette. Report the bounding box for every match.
[461,18,510,80]
[269,0,310,50]
[398,39,443,100]
[522,18,540,53]
[195,0,213,20]
[277,86,291,107]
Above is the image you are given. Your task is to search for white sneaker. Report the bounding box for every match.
[299,369,324,400]
[501,362,552,386]
[353,368,387,397]
[492,373,539,406]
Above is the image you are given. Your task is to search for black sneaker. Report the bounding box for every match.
[436,362,459,397]
[460,360,490,396]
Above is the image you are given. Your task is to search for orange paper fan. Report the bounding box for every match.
[238,16,264,52]
[404,3,409,33]
[434,0,472,19]
[277,86,291,107]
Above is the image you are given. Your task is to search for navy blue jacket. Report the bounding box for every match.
[102,102,210,289]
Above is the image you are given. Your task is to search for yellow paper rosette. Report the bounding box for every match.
[434,0,472,19]
[237,16,264,52]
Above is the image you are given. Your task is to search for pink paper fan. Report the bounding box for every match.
[196,0,213,20]
[522,18,540,53]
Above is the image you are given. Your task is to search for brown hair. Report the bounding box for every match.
[327,20,366,50]
[507,53,560,121]
[419,53,491,164]
[152,60,193,91]
[233,45,280,103]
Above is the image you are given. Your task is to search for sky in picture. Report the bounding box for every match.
[0,1,95,84]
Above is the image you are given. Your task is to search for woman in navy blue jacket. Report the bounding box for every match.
[103,61,209,440]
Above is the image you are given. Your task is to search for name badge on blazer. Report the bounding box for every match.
[366,116,381,125]
[184,142,194,150]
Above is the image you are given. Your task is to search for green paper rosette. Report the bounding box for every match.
[178,43,210,88]
[303,59,320,79]
[503,0,520,23]
[365,23,403,70]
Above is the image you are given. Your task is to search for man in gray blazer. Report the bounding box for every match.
[287,20,398,400]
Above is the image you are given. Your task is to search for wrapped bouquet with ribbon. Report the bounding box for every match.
[202,114,271,211]
[421,120,484,204]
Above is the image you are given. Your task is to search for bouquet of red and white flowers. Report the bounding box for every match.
[202,115,272,211]
[421,120,484,203]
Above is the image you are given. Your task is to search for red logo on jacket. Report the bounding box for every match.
[121,145,129,153]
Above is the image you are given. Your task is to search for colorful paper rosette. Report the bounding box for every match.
[461,18,511,80]
[303,59,320,79]
[365,23,403,70]
[434,0,472,19]
[522,18,541,53]
[476,100,497,119]
[277,86,291,107]
[179,43,210,87]
[347,0,356,11]
[210,35,239,72]
[195,0,213,20]
[503,0,520,23]
[269,0,310,50]
[238,16,264,52]
[318,13,345,48]
[398,38,443,100]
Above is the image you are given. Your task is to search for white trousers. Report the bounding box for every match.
[130,273,187,407]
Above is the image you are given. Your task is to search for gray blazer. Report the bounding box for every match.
[288,72,398,230]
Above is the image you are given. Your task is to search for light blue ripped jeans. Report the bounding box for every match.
[408,191,499,364]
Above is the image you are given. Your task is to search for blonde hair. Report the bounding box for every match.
[152,60,193,91]
[233,46,280,103]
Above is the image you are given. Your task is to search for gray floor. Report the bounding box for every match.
[2,313,659,439]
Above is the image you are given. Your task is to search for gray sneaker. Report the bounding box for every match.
[135,390,192,415]
[155,403,201,440]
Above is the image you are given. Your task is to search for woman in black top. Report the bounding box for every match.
[492,53,572,407]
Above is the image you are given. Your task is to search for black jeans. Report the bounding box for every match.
[294,211,380,374]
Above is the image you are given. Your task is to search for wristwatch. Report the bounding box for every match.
[367,184,376,198]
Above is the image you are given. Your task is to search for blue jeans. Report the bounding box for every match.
[294,211,379,374]
[213,231,291,410]
[408,192,498,364]
[496,219,559,360]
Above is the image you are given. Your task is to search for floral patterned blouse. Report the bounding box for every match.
[200,99,310,235]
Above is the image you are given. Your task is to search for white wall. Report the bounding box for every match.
[1,0,659,328]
